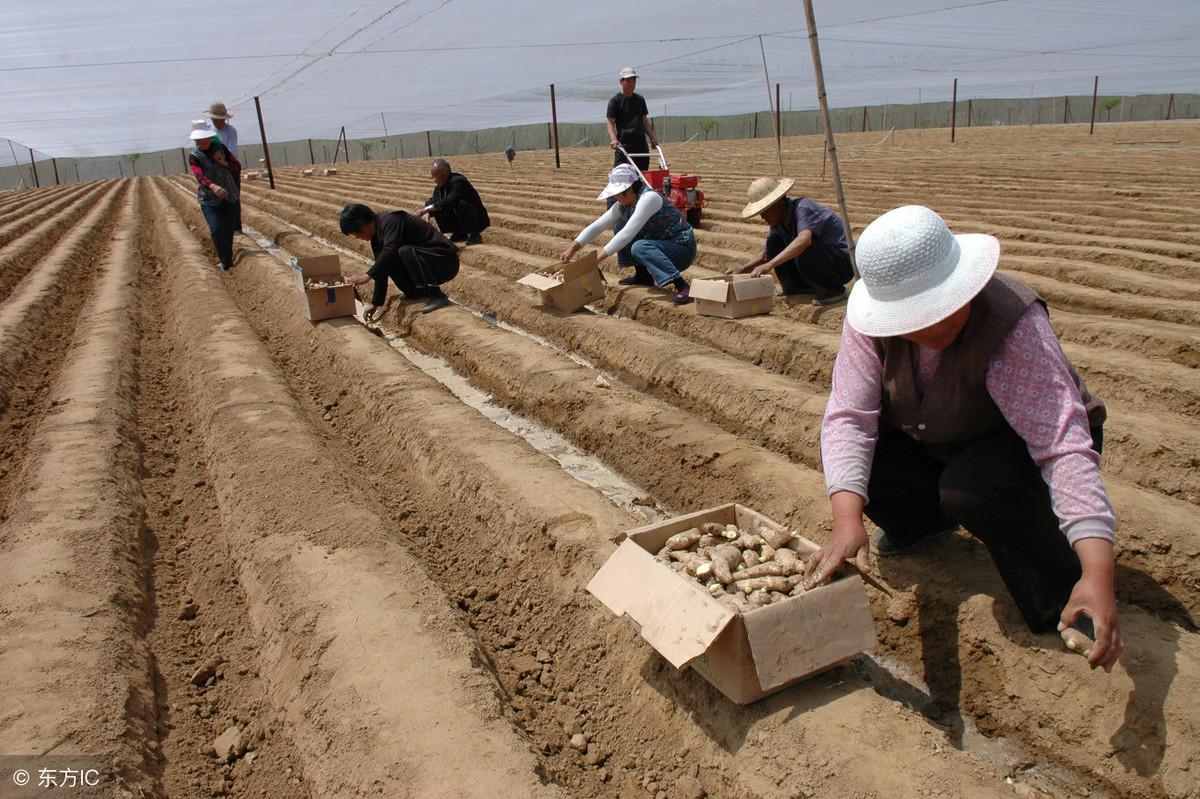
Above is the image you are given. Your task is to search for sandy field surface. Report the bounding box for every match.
[1,120,1197,798]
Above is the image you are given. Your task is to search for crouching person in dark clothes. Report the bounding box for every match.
[339,203,458,319]
[729,177,853,306]
[417,159,490,245]
[805,205,1123,673]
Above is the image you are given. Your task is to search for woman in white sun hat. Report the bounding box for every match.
[187,119,240,271]
[560,163,695,304]
[804,205,1122,672]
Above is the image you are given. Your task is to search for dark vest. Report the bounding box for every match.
[875,274,1105,461]
[618,185,692,244]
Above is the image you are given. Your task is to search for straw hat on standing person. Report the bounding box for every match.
[203,102,233,121]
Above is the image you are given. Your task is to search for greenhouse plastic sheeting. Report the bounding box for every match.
[1,0,1197,158]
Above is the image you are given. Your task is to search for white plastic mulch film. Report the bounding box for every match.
[1,0,1197,158]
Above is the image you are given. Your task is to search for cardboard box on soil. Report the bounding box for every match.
[293,254,356,321]
[588,503,877,705]
[690,275,775,318]
[517,250,604,313]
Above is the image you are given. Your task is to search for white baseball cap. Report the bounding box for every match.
[596,164,641,200]
[618,67,638,80]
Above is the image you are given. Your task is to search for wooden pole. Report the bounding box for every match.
[550,83,561,169]
[339,127,351,163]
[1165,93,1175,120]
[775,82,782,147]
[757,35,783,175]
[380,112,388,137]
[950,78,958,143]
[426,130,432,158]
[52,158,60,186]
[967,98,972,127]
[28,149,39,188]
[308,138,315,165]
[802,0,855,273]
[253,95,276,189]
[1089,76,1099,135]
[181,148,188,172]
[861,106,868,132]
[1063,96,1069,124]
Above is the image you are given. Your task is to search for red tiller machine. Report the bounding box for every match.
[617,145,706,227]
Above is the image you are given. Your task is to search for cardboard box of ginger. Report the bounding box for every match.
[587,502,877,705]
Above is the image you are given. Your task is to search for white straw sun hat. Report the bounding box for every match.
[846,205,1001,338]
[596,163,641,200]
[188,119,216,141]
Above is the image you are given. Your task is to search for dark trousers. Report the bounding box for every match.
[373,245,459,305]
[614,137,650,170]
[866,423,1103,633]
[429,201,487,237]
[200,201,238,270]
[766,230,852,297]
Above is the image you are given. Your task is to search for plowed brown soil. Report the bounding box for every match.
[1,121,1198,798]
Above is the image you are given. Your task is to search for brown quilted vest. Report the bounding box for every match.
[875,274,1105,462]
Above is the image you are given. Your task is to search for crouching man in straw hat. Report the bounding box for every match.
[729,177,853,306]
[338,203,459,318]
[560,163,695,305]
[203,102,241,232]
[804,205,1122,672]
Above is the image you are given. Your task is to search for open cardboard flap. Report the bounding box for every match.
[587,539,736,669]
[562,249,600,280]
[741,575,878,691]
[517,273,562,291]
[688,277,734,303]
[293,254,341,279]
[730,275,776,300]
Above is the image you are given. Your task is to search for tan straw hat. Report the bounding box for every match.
[741,176,795,218]
[203,102,233,120]
[846,205,1000,338]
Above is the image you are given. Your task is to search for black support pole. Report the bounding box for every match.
[550,84,561,169]
[254,95,276,189]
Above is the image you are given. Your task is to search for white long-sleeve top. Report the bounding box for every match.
[216,123,239,158]
[575,190,664,256]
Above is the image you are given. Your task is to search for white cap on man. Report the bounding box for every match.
[618,67,638,80]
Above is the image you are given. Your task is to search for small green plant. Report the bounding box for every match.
[127,152,141,176]
[699,119,718,141]
[360,140,376,160]
[1101,97,1121,121]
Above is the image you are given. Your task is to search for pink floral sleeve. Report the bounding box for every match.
[987,304,1116,545]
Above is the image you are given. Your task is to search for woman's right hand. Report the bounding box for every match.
[211,185,228,200]
[804,492,871,588]
[559,242,581,263]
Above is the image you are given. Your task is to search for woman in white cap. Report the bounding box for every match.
[804,205,1122,672]
[187,119,240,271]
[203,102,241,232]
[560,163,695,304]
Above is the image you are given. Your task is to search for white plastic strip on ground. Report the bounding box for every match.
[242,221,664,523]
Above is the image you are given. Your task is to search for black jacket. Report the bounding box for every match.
[427,173,490,229]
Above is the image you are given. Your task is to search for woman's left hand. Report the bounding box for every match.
[1060,574,1123,672]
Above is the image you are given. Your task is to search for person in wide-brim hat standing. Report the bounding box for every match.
[804,204,1123,672]
[203,102,241,232]
[728,176,853,306]
[187,119,240,271]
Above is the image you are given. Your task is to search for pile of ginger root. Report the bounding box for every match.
[656,522,824,611]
